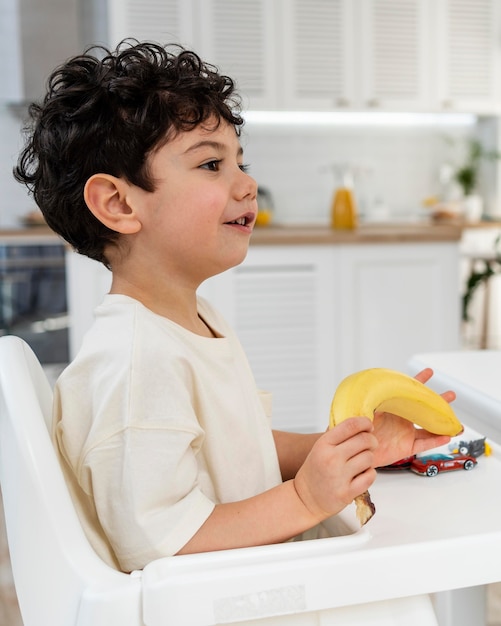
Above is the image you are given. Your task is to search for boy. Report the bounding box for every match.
[15,40,453,573]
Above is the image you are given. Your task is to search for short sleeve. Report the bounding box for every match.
[82,426,215,571]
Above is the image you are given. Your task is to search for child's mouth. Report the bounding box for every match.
[225,214,254,228]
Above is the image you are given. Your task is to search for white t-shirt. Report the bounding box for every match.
[53,295,283,572]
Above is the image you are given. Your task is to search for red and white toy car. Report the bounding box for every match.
[410,453,477,477]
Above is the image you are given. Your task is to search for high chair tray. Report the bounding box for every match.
[142,425,501,624]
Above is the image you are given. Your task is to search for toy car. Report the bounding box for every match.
[410,453,477,477]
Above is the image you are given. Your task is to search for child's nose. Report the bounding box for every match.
[238,171,257,200]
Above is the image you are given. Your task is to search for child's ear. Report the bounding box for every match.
[84,174,142,234]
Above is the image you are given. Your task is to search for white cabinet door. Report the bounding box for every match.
[280,0,501,113]
[334,242,461,380]
[280,0,357,111]
[359,0,432,111]
[195,0,280,110]
[107,0,196,49]
[105,0,501,114]
[199,246,337,433]
[281,0,431,111]
[435,0,501,114]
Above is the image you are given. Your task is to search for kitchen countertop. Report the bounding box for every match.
[250,221,463,245]
[1,219,496,247]
[0,226,62,245]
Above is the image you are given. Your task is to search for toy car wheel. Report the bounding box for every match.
[459,445,469,455]
[464,460,475,470]
[426,465,439,477]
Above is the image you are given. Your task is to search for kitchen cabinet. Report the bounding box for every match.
[435,0,501,114]
[195,0,280,111]
[280,0,357,111]
[105,0,501,114]
[106,0,283,110]
[106,0,196,49]
[358,0,432,111]
[67,238,460,433]
[333,241,460,377]
[282,0,501,113]
[106,0,278,110]
[282,0,431,112]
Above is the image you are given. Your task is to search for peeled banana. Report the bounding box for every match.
[329,368,462,526]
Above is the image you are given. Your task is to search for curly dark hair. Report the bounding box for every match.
[14,40,244,266]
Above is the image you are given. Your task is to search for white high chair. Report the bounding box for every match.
[0,335,440,626]
[0,336,142,626]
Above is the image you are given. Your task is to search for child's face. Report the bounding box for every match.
[129,119,258,285]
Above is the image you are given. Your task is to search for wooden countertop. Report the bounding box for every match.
[249,222,464,245]
[2,219,500,247]
[0,226,61,245]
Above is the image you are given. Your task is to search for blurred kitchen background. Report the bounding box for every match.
[3,0,501,227]
[2,1,501,623]
[2,0,501,359]
[1,0,500,380]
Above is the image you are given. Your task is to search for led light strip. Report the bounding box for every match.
[243,110,477,127]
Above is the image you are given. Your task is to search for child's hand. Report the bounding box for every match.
[373,367,457,468]
[293,417,377,522]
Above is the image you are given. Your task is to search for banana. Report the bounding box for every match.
[329,368,462,526]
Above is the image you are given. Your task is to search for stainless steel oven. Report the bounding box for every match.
[0,236,68,365]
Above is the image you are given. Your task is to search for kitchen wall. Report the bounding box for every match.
[0,104,476,228]
[242,117,476,225]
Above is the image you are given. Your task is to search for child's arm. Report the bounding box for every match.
[177,417,376,555]
[272,430,323,481]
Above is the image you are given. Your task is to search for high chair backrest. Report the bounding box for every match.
[0,336,142,626]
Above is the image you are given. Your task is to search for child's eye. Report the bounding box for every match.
[239,163,251,173]
[201,159,221,172]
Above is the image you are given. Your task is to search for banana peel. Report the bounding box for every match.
[329,368,462,526]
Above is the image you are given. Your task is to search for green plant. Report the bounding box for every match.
[453,138,500,197]
[462,234,501,322]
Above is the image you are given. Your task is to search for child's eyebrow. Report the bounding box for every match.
[183,140,243,157]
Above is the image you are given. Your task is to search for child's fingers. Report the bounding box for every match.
[350,466,377,495]
[324,418,377,462]
[414,368,456,405]
[345,448,376,479]
[325,416,374,444]
[441,389,456,404]
[414,367,433,384]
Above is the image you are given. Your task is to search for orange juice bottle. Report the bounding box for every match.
[331,174,357,229]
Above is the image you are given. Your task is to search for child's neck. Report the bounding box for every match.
[109,276,216,337]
